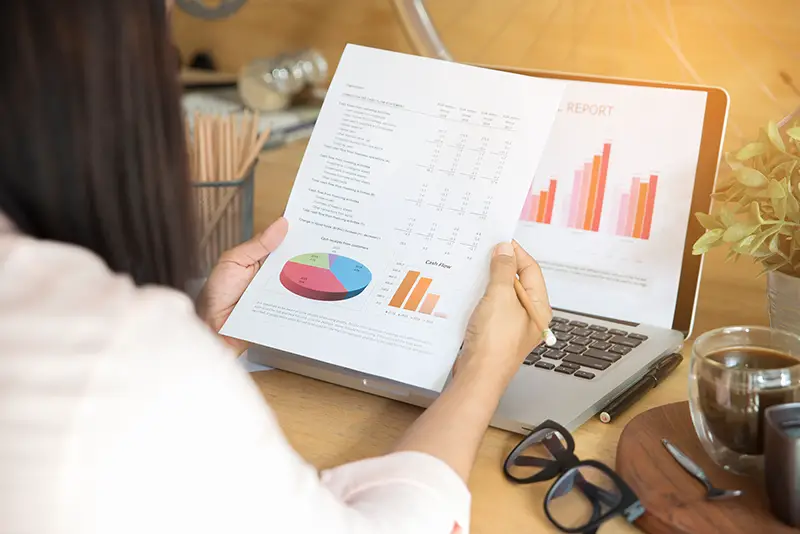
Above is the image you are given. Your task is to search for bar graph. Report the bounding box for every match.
[615,174,659,239]
[520,179,558,224]
[389,270,445,317]
[566,142,612,232]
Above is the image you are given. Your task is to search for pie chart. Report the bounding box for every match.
[279,253,372,301]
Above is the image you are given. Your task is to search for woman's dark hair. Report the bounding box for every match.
[0,0,196,291]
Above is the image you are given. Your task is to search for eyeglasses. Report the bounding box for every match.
[503,420,645,534]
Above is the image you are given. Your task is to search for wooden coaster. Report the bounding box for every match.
[616,401,794,534]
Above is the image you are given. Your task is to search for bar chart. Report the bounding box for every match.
[566,142,612,232]
[615,175,659,240]
[520,179,558,224]
[388,270,447,318]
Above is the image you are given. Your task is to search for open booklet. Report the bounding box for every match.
[221,45,566,392]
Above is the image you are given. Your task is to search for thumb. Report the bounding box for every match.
[488,242,517,289]
[219,217,288,267]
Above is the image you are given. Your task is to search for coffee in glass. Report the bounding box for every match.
[689,326,800,474]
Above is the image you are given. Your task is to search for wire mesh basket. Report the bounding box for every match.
[192,165,255,276]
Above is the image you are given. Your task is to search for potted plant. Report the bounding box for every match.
[693,120,800,334]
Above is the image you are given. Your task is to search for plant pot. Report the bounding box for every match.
[767,270,800,336]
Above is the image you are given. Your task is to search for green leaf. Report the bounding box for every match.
[720,207,737,227]
[692,228,724,254]
[775,195,788,220]
[748,226,780,254]
[736,142,766,161]
[769,233,790,260]
[737,167,769,188]
[723,223,759,243]
[725,151,743,171]
[771,160,797,180]
[725,249,740,263]
[769,179,787,199]
[732,235,755,253]
[695,212,723,230]
[788,127,800,141]
[759,260,790,276]
[768,121,786,152]
[749,201,764,224]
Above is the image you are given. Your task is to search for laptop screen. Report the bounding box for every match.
[513,79,713,329]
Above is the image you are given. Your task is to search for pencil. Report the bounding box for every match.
[514,278,557,347]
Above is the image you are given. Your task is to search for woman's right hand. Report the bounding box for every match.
[455,241,553,390]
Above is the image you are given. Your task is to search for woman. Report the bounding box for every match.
[0,1,552,533]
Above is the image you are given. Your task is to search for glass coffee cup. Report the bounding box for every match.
[688,326,800,475]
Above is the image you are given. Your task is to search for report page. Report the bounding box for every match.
[513,81,708,328]
[221,45,566,391]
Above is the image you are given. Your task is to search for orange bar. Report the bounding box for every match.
[537,191,548,223]
[641,175,659,240]
[582,155,602,230]
[419,294,441,315]
[632,183,649,239]
[403,277,433,311]
[389,271,420,308]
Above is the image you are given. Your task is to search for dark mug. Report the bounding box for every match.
[764,403,800,527]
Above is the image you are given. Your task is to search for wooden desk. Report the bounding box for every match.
[249,140,768,533]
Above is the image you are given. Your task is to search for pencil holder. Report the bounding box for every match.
[192,164,255,276]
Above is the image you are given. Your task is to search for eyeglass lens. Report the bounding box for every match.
[506,429,569,480]
[546,465,623,530]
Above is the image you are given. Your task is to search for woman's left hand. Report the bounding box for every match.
[197,217,288,354]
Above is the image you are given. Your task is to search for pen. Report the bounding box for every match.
[598,352,683,424]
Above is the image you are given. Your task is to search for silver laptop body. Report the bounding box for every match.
[249,72,729,435]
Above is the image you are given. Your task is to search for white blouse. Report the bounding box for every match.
[0,227,470,533]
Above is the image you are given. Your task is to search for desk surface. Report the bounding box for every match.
[249,140,768,533]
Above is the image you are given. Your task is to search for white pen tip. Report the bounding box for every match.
[544,329,557,347]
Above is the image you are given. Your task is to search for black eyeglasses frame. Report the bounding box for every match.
[503,419,645,534]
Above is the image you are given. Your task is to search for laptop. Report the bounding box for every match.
[248,68,729,434]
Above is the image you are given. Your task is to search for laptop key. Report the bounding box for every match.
[563,354,611,371]
[629,333,649,341]
[569,321,588,328]
[570,336,591,346]
[543,349,566,360]
[590,331,612,341]
[574,370,595,380]
[535,361,555,370]
[550,340,568,350]
[584,348,621,363]
[609,336,642,348]
[523,356,539,365]
[552,324,574,334]
[550,317,569,324]
[609,329,629,336]
[564,344,587,354]
[591,341,611,351]
[572,328,593,337]
[532,345,548,356]
[609,345,632,355]
[560,362,580,370]
[588,325,608,332]
[554,366,576,375]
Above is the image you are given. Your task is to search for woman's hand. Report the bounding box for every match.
[455,241,553,391]
[393,241,552,482]
[196,218,288,354]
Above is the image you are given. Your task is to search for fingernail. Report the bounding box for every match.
[494,242,513,257]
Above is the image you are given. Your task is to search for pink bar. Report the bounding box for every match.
[521,186,534,221]
[529,194,540,222]
[568,170,582,228]
[577,163,592,230]
[616,193,630,236]
[625,178,640,237]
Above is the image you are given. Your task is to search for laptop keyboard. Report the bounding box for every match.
[523,317,648,380]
